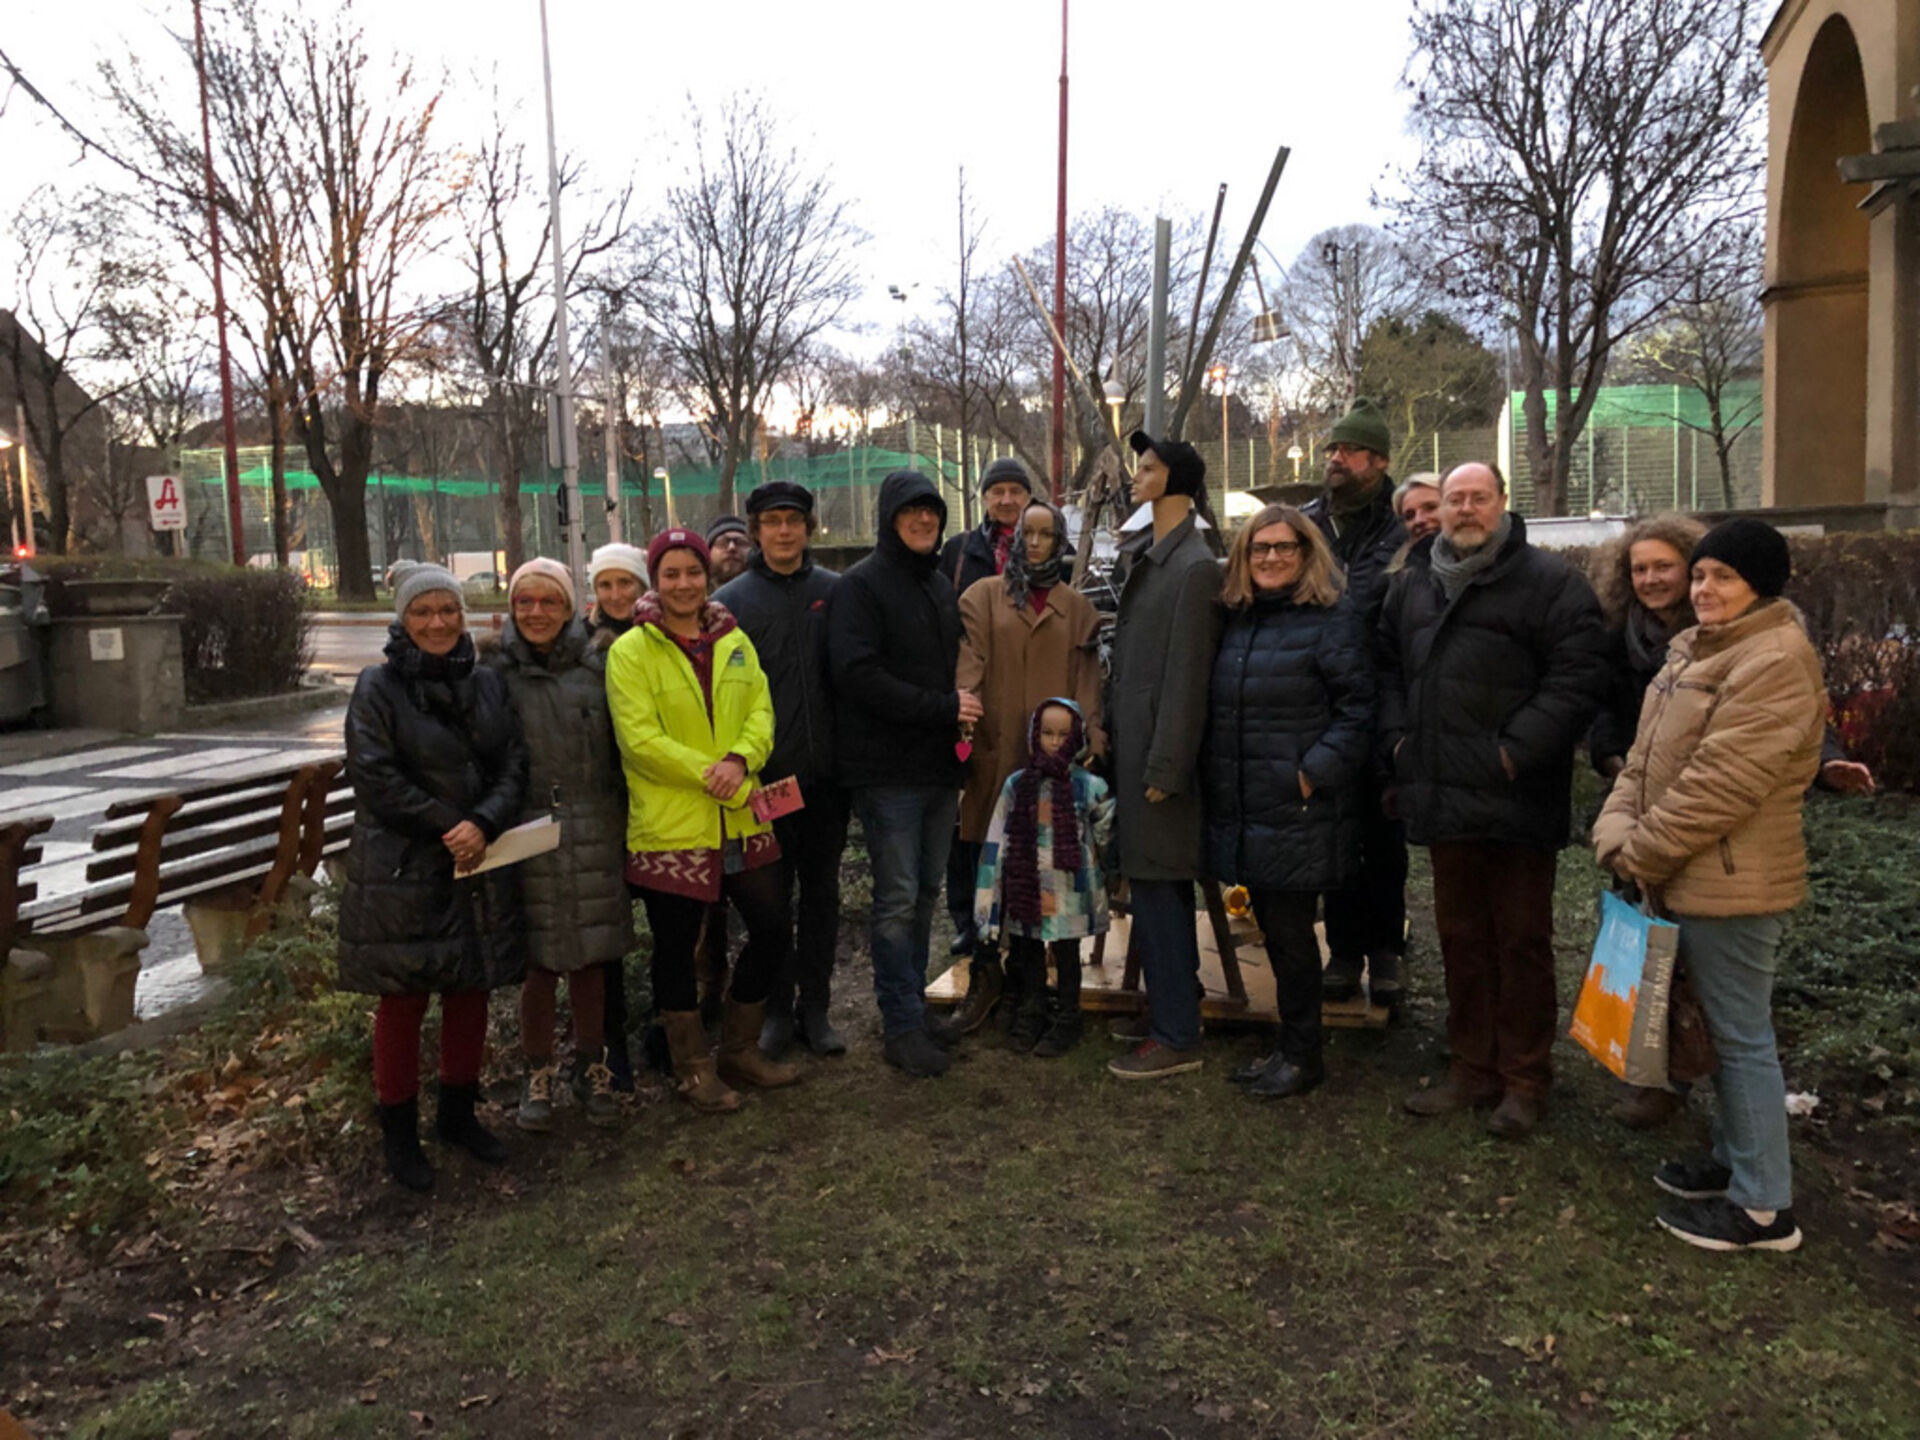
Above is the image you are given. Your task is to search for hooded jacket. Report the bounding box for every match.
[337,630,529,995]
[827,471,965,789]
[604,598,776,854]
[1376,513,1610,850]
[479,617,633,971]
[1591,600,1826,916]
[712,550,840,790]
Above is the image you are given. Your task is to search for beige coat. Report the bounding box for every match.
[956,576,1106,842]
[1592,600,1826,917]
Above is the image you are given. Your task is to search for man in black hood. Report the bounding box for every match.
[828,471,983,1078]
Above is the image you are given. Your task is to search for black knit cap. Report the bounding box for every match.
[1690,516,1791,599]
[980,456,1033,496]
[706,513,749,543]
[1128,430,1205,498]
[745,479,815,518]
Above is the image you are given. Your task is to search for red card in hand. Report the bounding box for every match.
[749,776,806,824]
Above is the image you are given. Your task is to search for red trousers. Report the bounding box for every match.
[372,990,489,1105]
[1429,842,1560,1101]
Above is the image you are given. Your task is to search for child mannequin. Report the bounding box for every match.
[974,700,1114,1056]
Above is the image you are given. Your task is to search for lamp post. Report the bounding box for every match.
[1287,443,1303,481]
[1102,377,1125,441]
[654,466,674,528]
[1209,363,1230,492]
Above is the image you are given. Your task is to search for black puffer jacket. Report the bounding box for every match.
[481,618,633,973]
[1377,515,1610,850]
[714,551,840,789]
[829,471,964,789]
[337,629,530,995]
[1301,480,1406,623]
[1206,592,1376,893]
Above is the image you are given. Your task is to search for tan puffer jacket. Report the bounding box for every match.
[1591,599,1826,917]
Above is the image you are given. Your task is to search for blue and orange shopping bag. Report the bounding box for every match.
[1569,890,1680,1088]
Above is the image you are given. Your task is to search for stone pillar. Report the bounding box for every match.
[46,615,186,734]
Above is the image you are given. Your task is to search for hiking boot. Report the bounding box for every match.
[1108,1011,1151,1043]
[571,1048,620,1129]
[1005,990,1049,1054]
[1366,951,1404,1010]
[718,1000,805,1090]
[662,1010,740,1113]
[797,1001,847,1057]
[951,951,1005,1035]
[1653,1157,1733,1201]
[434,1083,506,1164]
[924,1007,968,1048]
[516,1063,558,1133]
[378,1098,433,1193]
[883,1028,953,1078]
[1230,1047,1282,1085]
[758,1007,798,1060]
[1485,1091,1543,1139]
[1107,1040,1203,1081]
[1322,953,1364,1003]
[1247,1055,1325,1100]
[1032,1004,1085,1059]
[1402,1077,1499,1117]
[1657,1197,1802,1253]
[1610,1084,1685,1130]
[605,1037,636,1095]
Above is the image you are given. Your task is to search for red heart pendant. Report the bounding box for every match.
[955,741,973,762]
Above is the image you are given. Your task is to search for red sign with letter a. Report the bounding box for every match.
[146,475,186,532]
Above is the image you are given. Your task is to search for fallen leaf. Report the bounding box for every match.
[865,1345,920,1366]
[408,1410,433,1430]
[664,1311,694,1328]
[458,1395,495,1411]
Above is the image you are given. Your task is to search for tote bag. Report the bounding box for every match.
[1570,889,1680,1088]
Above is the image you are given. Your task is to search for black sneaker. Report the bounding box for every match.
[1656,1197,1802,1253]
[882,1029,952,1078]
[1108,1011,1150,1043]
[1654,1157,1733,1201]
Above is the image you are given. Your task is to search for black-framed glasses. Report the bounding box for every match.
[1250,540,1303,559]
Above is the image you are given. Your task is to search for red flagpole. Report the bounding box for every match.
[192,0,248,566]
[1049,0,1069,505]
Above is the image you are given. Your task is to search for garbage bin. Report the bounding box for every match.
[0,564,50,725]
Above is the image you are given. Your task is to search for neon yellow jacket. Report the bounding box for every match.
[605,607,776,854]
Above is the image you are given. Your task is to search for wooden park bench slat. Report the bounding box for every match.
[85,810,292,885]
[1,815,55,956]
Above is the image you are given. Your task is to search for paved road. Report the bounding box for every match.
[307,612,507,680]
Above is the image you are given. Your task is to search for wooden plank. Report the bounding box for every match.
[85,812,287,883]
[0,815,55,955]
[91,781,291,848]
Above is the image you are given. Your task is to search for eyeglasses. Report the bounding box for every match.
[512,594,571,613]
[1249,540,1303,560]
[406,604,462,623]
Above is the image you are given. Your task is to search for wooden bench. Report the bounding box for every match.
[1,758,350,1049]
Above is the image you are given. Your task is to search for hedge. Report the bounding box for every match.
[164,570,315,703]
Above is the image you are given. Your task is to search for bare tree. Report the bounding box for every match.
[1355,309,1502,460]
[1394,0,1764,514]
[1278,224,1433,413]
[648,95,863,512]
[2,188,141,550]
[1610,221,1763,508]
[97,268,213,548]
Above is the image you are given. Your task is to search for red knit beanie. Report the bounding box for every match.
[646,526,711,577]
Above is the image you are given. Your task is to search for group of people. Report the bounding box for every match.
[338,395,1845,1254]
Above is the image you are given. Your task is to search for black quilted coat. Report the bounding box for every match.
[1376,515,1610,851]
[481,618,633,973]
[1205,591,1376,893]
[337,628,529,995]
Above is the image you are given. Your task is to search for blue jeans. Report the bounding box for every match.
[853,786,958,1039]
[1130,879,1202,1049]
[1679,911,1792,1211]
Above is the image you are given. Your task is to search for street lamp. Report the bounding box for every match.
[1287,443,1303,481]
[1102,377,1126,441]
[653,466,674,528]
[1209,363,1230,491]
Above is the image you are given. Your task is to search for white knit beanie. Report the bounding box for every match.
[588,541,648,588]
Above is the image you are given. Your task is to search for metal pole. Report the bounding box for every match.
[1048,0,1069,504]
[538,0,586,590]
[1220,386,1230,491]
[1147,218,1170,437]
[192,0,247,566]
[601,310,624,544]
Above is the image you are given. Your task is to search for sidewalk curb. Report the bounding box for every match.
[181,682,346,730]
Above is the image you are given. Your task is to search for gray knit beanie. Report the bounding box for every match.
[394,564,464,618]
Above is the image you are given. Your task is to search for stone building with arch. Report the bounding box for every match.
[1761,0,1919,508]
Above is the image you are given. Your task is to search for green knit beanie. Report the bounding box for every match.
[1329,397,1391,458]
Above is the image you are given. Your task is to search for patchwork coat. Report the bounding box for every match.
[974,766,1114,943]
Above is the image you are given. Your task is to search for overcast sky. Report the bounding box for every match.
[2,0,1420,350]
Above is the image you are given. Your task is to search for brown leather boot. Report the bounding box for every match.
[717,1000,804,1090]
[1485,1091,1544,1139]
[662,1010,740,1113]
[951,951,1005,1035]
[1402,1075,1500,1117]
[1609,1084,1684,1130]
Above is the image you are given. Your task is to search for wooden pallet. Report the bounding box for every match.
[927,912,1392,1031]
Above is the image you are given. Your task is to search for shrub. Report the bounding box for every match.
[165,569,316,703]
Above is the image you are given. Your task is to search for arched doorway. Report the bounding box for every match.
[1766,16,1872,506]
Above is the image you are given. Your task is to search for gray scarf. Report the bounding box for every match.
[1429,513,1513,601]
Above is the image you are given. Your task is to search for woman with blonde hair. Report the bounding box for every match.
[1205,505,1375,1099]
[1586,513,1709,781]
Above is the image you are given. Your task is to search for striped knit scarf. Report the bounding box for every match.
[1002,702,1085,928]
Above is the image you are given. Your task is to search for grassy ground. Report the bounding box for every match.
[5,790,1918,1438]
